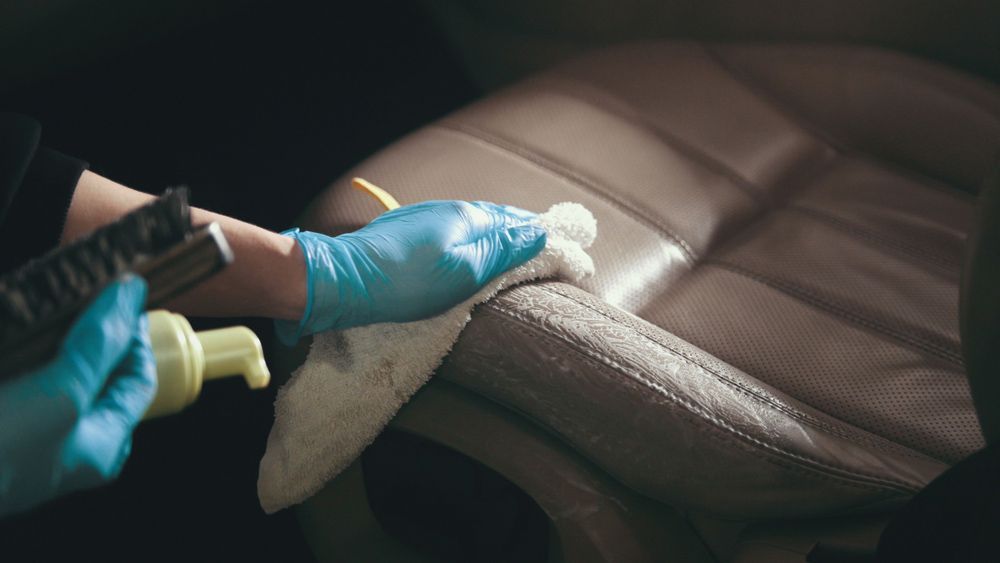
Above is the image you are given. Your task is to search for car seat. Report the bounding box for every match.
[277,42,1000,562]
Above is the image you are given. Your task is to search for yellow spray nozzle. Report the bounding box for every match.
[145,310,271,419]
[351,177,400,211]
[199,326,270,389]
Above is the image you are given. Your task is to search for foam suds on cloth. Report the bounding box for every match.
[257,203,597,513]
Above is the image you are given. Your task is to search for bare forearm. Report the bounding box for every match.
[62,171,307,320]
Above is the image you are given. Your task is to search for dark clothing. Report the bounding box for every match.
[0,113,87,274]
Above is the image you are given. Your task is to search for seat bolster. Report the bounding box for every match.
[438,281,948,519]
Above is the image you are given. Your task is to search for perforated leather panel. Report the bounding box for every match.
[297,42,1000,515]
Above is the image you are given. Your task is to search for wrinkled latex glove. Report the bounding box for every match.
[0,277,157,517]
[276,200,547,344]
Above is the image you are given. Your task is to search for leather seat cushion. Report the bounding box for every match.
[296,42,1000,517]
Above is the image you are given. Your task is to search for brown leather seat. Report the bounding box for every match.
[297,42,1000,521]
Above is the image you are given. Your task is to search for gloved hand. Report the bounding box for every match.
[0,276,157,517]
[276,200,546,344]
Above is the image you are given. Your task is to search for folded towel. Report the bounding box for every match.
[257,202,597,513]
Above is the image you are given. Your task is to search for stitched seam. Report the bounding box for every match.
[701,43,980,199]
[486,304,918,493]
[787,204,961,270]
[694,42,845,155]
[713,47,1000,122]
[484,303,921,493]
[857,156,976,202]
[532,284,919,458]
[679,405,909,496]
[530,73,773,206]
[433,121,699,261]
[705,260,964,365]
[526,287,868,445]
[530,283,942,464]
[692,140,842,263]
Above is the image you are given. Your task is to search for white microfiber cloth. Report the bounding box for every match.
[257,202,597,513]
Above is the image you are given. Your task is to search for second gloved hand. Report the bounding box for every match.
[0,277,156,517]
[276,200,546,344]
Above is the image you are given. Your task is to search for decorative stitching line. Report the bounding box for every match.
[433,121,699,262]
[705,46,1000,126]
[685,141,841,269]
[786,204,962,271]
[483,302,921,494]
[530,282,943,464]
[697,43,853,156]
[528,73,773,206]
[531,285,856,439]
[485,303,915,493]
[700,43,980,200]
[705,260,965,366]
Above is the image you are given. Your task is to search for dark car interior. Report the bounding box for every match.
[1,0,998,561]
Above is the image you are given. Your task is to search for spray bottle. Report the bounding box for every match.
[145,310,270,419]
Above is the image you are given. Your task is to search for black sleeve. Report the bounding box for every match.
[0,113,88,274]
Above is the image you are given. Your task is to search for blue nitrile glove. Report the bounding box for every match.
[0,276,157,517]
[276,200,547,344]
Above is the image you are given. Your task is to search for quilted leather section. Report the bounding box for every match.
[297,42,1000,517]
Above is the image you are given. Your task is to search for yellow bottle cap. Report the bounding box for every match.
[145,310,270,419]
